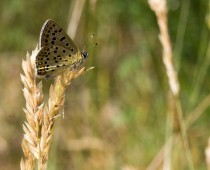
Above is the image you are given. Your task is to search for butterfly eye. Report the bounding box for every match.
[82,52,88,59]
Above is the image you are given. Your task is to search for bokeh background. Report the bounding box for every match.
[0,0,210,169]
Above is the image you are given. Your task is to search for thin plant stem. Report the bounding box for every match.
[147,92,210,169]
[190,2,210,108]
[67,0,86,39]
[174,0,190,70]
[148,0,194,169]
[190,39,210,107]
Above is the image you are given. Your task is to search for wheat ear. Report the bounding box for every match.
[20,47,44,170]
[20,46,92,170]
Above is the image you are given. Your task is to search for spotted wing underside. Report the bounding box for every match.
[39,19,79,53]
[35,45,83,79]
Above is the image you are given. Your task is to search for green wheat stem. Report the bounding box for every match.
[190,33,210,108]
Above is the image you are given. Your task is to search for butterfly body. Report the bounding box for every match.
[35,19,87,80]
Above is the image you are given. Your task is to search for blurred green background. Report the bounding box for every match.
[0,0,210,169]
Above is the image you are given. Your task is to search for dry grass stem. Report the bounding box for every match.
[148,0,179,96]
[146,136,179,170]
[147,92,210,169]
[148,0,194,169]
[67,0,86,39]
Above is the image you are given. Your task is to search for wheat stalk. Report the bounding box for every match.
[20,45,91,169]
[20,0,92,168]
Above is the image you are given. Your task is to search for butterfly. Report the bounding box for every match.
[35,19,88,80]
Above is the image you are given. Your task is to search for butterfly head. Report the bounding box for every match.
[82,51,88,60]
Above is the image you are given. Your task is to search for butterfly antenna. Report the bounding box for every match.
[85,43,98,50]
[83,33,95,52]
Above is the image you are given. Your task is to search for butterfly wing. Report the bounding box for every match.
[35,45,83,79]
[39,19,79,54]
